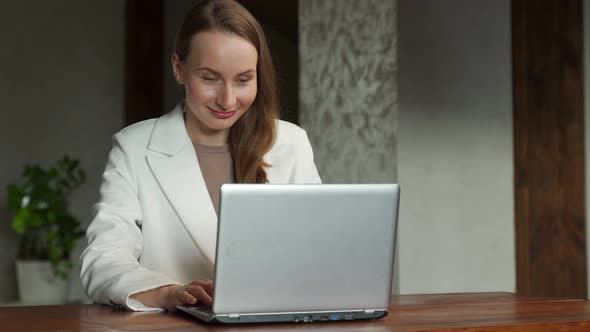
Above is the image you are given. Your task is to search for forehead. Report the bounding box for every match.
[187,31,258,73]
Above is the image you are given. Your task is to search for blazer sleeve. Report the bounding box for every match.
[290,129,322,184]
[80,132,179,311]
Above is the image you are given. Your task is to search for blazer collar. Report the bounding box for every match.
[148,103,190,156]
[145,103,219,263]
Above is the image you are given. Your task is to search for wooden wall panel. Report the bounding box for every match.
[512,0,586,298]
[125,0,163,126]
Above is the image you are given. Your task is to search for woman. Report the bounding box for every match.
[80,0,321,312]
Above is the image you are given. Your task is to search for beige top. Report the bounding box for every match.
[193,143,234,214]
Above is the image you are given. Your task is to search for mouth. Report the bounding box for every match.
[208,107,236,120]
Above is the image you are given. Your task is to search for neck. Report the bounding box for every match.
[184,110,229,146]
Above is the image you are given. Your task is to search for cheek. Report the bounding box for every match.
[186,81,217,101]
[237,86,257,107]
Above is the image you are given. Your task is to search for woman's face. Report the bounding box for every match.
[173,31,258,142]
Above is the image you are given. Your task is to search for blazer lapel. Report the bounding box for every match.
[146,105,218,263]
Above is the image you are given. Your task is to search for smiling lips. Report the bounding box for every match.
[208,107,236,119]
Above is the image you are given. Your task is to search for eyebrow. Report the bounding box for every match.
[196,67,256,76]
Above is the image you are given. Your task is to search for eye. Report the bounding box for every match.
[202,76,218,82]
[238,77,253,84]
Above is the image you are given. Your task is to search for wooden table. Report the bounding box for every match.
[2,292,590,331]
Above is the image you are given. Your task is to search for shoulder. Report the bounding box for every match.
[104,118,159,172]
[113,103,185,149]
[265,120,320,183]
[116,118,157,144]
[267,120,312,158]
[274,119,309,144]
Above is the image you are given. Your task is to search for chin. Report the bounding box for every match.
[205,118,239,131]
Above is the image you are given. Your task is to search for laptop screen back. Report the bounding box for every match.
[212,184,399,314]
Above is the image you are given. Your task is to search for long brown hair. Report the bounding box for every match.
[174,0,278,183]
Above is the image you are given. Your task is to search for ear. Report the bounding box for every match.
[171,53,184,84]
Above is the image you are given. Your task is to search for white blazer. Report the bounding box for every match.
[80,104,321,311]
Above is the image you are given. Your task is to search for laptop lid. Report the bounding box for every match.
[211,184,399,315]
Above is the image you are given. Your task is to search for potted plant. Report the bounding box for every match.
[6,156,85,304]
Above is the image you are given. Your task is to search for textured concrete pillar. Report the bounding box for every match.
[299,0,397,184]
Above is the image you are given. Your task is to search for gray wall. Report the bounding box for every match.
[398,0,515,293]
[299,0,397,184]
[0,0,124,302]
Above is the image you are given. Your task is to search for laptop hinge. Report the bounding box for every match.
[228,313,240,319]
[364,309,375,314]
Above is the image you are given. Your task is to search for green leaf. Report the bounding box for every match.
[11,209,27,234]
[48,245,61,262]
[6,185,23,211]
[47,211,57,222]
[28,213,43,228]
[46,231,57,241]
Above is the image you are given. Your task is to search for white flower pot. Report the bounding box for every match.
[16,260,68,305]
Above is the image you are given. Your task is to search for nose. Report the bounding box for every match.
[216,84,236,110]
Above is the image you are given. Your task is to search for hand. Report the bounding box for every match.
[130,279,214,311]
[161,280,214,311]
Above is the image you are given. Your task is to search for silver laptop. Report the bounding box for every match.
[178,183,400,324]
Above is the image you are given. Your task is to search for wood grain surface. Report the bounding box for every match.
[2,293,590,332]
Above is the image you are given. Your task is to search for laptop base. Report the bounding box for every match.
[177,305,388,324]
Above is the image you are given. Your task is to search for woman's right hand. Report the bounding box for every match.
[161,280,214,311]
[130,279,214,311]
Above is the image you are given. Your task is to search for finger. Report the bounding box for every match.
[186,285,213,307]
[164,289,195,312]
[188,285,213,305]
[178,290,197,305]
[191,280,214,296]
